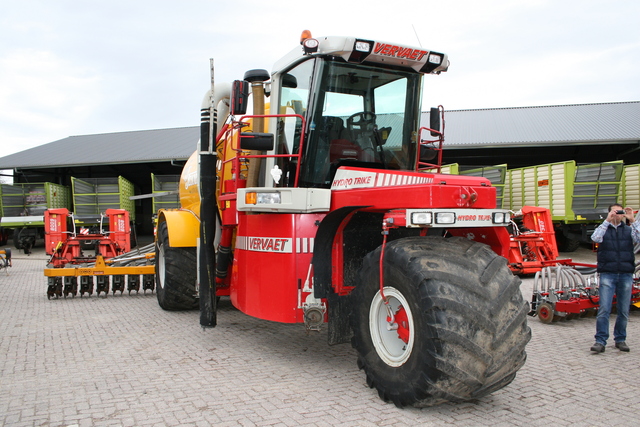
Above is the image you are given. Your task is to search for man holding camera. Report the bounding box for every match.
[590,204,640,353]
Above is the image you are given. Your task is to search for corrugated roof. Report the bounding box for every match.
[0,126,200,169]
[427,101,640,148]
[1,101,639,170]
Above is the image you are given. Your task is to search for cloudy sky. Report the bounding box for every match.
[1,0,638,157]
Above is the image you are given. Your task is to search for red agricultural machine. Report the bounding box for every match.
[153,31,531,407]
[525,246,640,323]
[45,208,131,267]
[512,206,640,322]
[507,206,571,275]
[43,208,154,298]
[529,262,640,323]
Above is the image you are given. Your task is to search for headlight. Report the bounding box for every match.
[435,212,456,224]
[355,41,371,52]
[492,212,511,224]
[428,54,442,64]
[257,192,281,204]
[411,212,432,225]
[302,38,319,54]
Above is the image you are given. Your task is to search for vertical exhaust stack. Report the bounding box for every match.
[199,59,219,327]
[243,69,271,188]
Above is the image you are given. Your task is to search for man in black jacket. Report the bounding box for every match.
[590,204,640,353]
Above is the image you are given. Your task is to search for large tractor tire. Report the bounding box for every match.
[350,236,531,407]
[155,221,198,311]
[555,232,580,252]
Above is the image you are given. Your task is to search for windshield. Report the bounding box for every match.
[298,60,422,188]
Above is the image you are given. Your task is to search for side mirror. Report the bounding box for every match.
[231,80,249,115]
[429,107,441,137]
[282,73,298,88]
[240,132,274,151]
[419,144,438,161]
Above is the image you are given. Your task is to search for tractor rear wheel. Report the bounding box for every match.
[351,236,531,407]
[155,221,198,310]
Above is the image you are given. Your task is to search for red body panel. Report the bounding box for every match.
[105,209,131,254]
[226,167,511,323]
[45,208,69,254]
[232,213,325,322]
[330,168,497,210]
[447,227,511,259]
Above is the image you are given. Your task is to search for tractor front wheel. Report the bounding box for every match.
[351,236,531,407]
[155,221,198,311]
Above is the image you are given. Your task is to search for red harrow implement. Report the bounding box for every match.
[44,208,155,298]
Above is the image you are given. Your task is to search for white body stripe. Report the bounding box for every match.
[332,168,433,191]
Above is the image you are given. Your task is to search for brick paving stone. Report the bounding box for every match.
[2,247,640,426]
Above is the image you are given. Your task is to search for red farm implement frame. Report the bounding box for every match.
[43,208,154,299]
[529,263,640,323]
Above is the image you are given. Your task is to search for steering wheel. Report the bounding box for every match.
[347,111,376,132]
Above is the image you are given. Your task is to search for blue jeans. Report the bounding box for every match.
[595,272,633,345]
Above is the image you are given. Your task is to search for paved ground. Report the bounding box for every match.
[1,245,639,427]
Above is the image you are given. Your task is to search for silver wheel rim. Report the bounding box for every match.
[369,286,414,367]
[157,243,165,290]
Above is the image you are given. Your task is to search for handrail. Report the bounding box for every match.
[219,114,307,191]
[416,126,444,172]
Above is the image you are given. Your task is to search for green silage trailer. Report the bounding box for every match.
[623,164,640,209]
[0,182,71,249]
[71,176,136,221]
[150,174,180,214]
[504,160,623,251]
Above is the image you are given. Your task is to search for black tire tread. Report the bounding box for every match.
[351,236,531,407]
[156,222,198,311]
[556,233,581,252]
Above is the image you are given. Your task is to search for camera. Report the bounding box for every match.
[616,210,625,214]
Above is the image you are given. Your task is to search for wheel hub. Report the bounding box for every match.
[393,306,410,344]
[370,287,414,367]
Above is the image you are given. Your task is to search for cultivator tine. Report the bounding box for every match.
[142,274,155,293]
[127,275,140,294]
[112,275,125,294]
[79,276,94,297]
[96,275,110,296]
[63,277,78,298]
[44,240,155,299]
[47,277,62,299]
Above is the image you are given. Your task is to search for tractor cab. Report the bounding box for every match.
[252,34,448,189]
